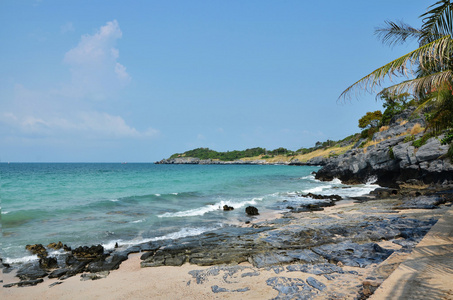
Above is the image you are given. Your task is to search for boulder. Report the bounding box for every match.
[245,206,259,216]
[39,256,58,269]
[25,244,48,258]
[223,205,234,211]
[72,244,104,261]
[47,241,63,250]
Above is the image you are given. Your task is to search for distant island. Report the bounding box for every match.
[156,135,360,165]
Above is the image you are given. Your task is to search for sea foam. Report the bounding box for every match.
[158,198,263,218]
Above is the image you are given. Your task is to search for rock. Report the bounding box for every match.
[415,137,449,162]
[59,262,88,280]
[48,268,69,279]
[395,195,445,209]
[286,263,343,275]
[3,279,44,288]
[223,205,234,211]
[306,276,327,291]
[311,241,394,268]
[49,281,63,288]
[47,241,63,250]
[315,109,453,187]
[86,253,128,272]
[25,244,48,258]
[16,263,48,280]
[80,271,110,281]
[362,279,382,297]
[39,256,58,269]
[304,193,342,201]
[266,276,317,299]
[72,244,104,261]
[245,206,259,216]
[211,285,250,293]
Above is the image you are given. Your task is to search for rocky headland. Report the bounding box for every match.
[315,108,453,188]
[157,107,453,191]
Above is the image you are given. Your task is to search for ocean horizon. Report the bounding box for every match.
[1,163,378,265]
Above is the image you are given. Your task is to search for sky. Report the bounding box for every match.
[0,0,429,162]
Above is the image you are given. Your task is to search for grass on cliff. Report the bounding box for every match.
[239,144,354,163]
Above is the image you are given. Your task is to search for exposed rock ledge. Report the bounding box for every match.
[316,111,453,187]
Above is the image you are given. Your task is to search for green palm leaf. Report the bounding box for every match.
[340,35,453,100]
[375,21,423,47]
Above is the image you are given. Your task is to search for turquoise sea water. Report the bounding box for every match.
[0,163,378,265]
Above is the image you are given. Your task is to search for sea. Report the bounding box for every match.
[0,163,378,266]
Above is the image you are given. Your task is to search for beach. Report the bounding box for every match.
[3,190,453,299]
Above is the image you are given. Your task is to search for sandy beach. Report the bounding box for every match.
[3,193,453,300]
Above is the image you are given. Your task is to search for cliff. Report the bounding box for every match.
[315,108,453,187]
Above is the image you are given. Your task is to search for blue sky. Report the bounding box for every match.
[1,0,428,162]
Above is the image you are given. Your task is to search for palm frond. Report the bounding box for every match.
[420,0,453,44]
[376,70,453,98]
[375,21,423,47]
[340,35,453,100]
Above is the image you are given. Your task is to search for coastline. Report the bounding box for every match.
[3,188,452,299]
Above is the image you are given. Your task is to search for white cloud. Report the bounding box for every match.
[63,20,130,98]
[0,21,156,145]
[0,111,159,140]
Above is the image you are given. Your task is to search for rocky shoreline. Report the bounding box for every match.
[3,188,453,299]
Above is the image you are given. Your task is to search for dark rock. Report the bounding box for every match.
[47,241,63,250]
[63,244,72,252]
[59,261,88,280]
[306,276,326,291]
[395,195,445,209]
[80,271,110,281]
[305,193,342,201]
[39,256,58,269]
[3,279,44,288]
[25,244,48,258]
[48,268,69,279]
[65,254,79,267]
[86,253,128,272]
[245,206,259,216]
[16,263,48,280]
[49,281,63,288]
[72,244,104,261]
[266,276,317,299]
[286,263,343,275]
[211,285,250,293]
[223,205,234,211]
[311,241,394,268]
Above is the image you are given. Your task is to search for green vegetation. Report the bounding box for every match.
[341,0,453,147]
[168,135,360,162]
[358,111,383,129]
[170,147,268,161]
[412,132,434,148]
[404,135,416,143]
[379,91,412,126]
[389,147,395,159]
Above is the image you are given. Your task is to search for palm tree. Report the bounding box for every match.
[341,0,453,132]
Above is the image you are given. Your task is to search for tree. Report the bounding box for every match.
[341,1,453,133]
[358,110,383,129]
